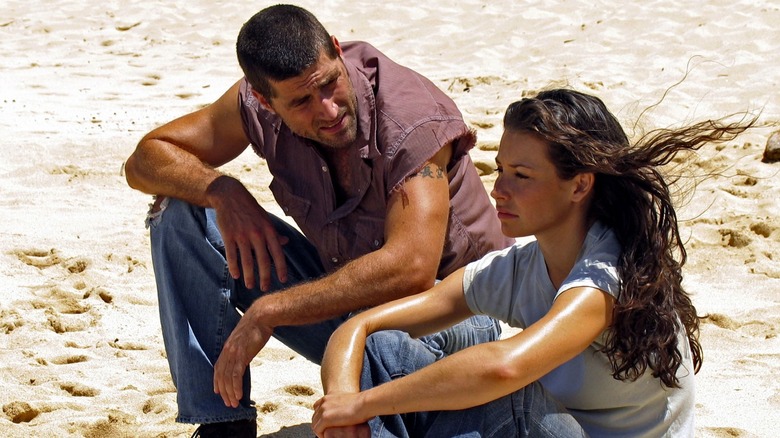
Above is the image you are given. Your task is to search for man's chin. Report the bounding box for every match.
[320,128,357,149]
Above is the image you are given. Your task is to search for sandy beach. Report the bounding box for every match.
[1,0,778,436]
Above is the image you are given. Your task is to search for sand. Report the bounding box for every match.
[1,0,778,436]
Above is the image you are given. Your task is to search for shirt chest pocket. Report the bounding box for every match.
[351,215,385,252]
[270,179,311,224]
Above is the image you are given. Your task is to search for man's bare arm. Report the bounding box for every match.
[214,143,455,407]
[254,142,454,325]
[124,80,250,207]
[125,79,288,290]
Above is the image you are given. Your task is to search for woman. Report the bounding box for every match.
[311,89,752,437]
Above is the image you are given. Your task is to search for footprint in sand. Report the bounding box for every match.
[259,401,279,414]
[704,426,750,437]
[702,313,741,330]
[82,410,137,437]
[0,308,24,333]
[83,287,114,304]
[12,248,91,274]
[281,385,318,409]
[60,382,99,397]
[749,221,775,239]
[106,253,145,273]
[141,396,169,415]
[2,401,40,424]
[12,248,62,269]
[32,285,92,314]
[41,296,99,334]
[283,385,315,397]
[26,284,97,333]
[46,308,94,333]
[718,228,752,249]
[50,354,90,365]
[702,313,778,339]
[141,73,161,87]
[108,338,149,351]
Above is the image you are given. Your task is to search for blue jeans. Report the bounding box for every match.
[147,198,501,424]
[362,330,589,437]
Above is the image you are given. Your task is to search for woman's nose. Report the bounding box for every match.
[491,176,505,200]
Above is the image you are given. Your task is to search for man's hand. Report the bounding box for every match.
[213,312,274,407]
[312,392,371,437]
[206,176,289,290]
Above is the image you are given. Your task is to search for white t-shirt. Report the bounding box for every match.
[463,222,695,437]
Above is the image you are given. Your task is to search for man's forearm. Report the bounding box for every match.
[125,139,224,206]
[245,247,432,329]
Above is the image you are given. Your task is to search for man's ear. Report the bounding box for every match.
[571,172,595,203]
[251,89,276,114]
[331,35,343,56]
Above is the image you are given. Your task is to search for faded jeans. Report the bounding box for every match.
[361,331,589,437]
[147,198,501,424]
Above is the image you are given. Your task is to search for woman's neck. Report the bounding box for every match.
[537,217,593,290]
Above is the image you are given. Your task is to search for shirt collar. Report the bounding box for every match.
[343,57,380,160]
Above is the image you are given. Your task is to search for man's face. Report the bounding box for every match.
[260,48,358,149]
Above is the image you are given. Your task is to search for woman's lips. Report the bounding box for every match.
[495,209,516,220]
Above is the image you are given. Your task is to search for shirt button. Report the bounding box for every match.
[321,166,328,172]
[331,257,339,263]
[373,240,380,247]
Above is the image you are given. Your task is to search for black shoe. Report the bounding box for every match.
[191,418,257,438]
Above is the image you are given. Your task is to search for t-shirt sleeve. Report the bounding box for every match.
[462,245,519,323]
[558,226,621,299]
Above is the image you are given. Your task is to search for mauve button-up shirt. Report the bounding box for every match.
[238,41,512,276]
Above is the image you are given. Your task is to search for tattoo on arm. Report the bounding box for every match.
[396,163,446,208]
[417,164,444,179]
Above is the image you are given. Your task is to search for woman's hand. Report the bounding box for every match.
[321,424,370,438]
[312,392,371,437]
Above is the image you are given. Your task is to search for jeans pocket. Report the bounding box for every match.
[144,196,169,229]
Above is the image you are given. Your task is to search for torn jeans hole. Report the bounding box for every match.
[145,196,169,229]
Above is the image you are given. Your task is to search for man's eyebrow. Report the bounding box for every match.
[319,67,340,85]
[285,67,341,108]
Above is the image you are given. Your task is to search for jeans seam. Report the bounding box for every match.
[213,264,232,357]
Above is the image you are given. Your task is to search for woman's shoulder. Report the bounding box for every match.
[583,221,621,256]
[465,239,541,279]
[561,222,621,298]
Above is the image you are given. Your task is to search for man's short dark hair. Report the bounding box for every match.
[236,4,339,100]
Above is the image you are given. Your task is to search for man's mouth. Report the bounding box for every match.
[319,113,346,133]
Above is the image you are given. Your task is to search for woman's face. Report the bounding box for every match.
[491,130,582,240]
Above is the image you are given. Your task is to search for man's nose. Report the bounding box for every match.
[319,96,339,120]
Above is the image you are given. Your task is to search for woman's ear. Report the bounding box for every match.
[571,172,595,203]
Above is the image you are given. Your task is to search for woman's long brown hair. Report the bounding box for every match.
[504,89,754,387]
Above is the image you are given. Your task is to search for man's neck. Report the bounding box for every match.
[319,146,356,206]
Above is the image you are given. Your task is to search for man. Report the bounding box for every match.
[125,4,512,437]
